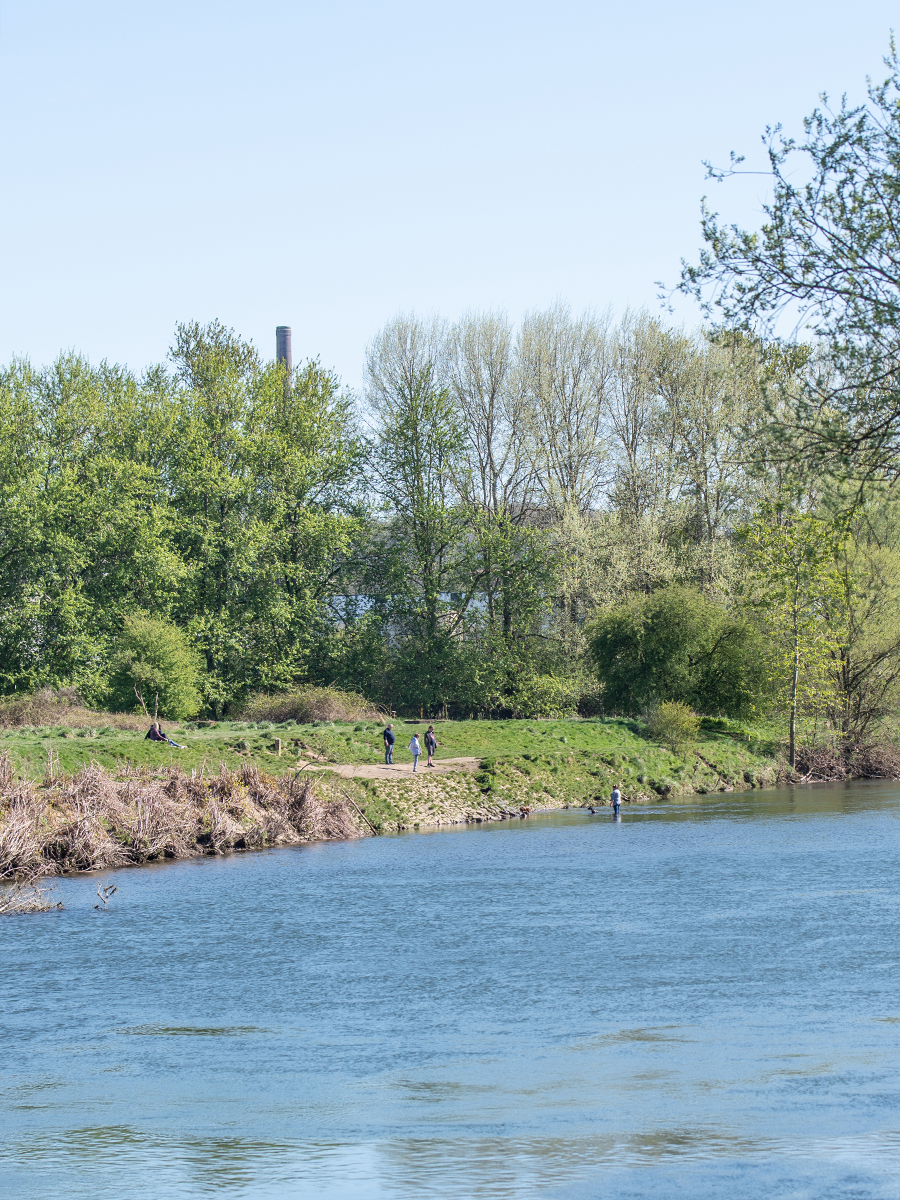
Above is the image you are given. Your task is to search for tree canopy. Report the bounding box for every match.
[677,43,900,480]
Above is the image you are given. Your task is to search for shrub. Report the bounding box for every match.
[237,685,382,725]
[508,672,582,719]
[647,701,701,751]
[106,615,203,721]
[589,585,769,717]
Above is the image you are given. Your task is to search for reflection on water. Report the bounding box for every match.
[117,1025,275,1037]
[3,781,900,1198]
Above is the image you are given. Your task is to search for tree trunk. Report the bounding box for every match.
[790,630,799,770]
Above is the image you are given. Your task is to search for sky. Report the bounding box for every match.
[0,0,897,390]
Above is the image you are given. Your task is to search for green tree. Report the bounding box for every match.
[647,701,701,751]
[741,509,846,766]
[167,321,361,712]
[589,585,767,717]
[107,614,203,720]
[819,496,900,743]
[0,355,184,698]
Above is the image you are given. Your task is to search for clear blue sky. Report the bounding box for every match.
[0,1,896,388]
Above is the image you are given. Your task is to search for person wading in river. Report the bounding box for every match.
[383,723,395,765]
[424,724,439,767]
[610,784,622,816]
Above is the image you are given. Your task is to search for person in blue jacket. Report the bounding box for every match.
[383,723,395,764]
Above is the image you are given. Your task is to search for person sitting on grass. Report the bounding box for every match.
[145,722,184,749]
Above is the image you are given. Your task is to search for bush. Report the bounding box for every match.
[507,672,582,719]
[237,685,382,724]
[589,585,769,717]
[647,701,701,751]
[106,615,203,721]
[0,688,151,731]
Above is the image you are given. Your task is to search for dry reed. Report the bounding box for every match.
[0,687,167,732]
[0,753,364,882]
[237,685,383,724]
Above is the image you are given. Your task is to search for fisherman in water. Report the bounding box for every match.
[610,784,622,817]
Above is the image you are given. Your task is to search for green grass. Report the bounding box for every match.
[0,716,783,804]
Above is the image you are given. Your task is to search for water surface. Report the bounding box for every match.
[3,783,900,1198]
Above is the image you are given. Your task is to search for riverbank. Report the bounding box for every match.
[4,715,898,888]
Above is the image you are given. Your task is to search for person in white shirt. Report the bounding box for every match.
[610,785,621,814]
[409,734,421,772]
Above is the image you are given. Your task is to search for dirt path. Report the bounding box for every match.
[301,756,481,780]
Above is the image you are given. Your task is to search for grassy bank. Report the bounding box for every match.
[0,713,779,783]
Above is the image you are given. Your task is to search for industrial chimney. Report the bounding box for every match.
[276,326,292,399]
[276,326,292,371]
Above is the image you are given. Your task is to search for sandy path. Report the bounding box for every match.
[301,756,481,780]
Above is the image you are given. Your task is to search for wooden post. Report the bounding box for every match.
[275,738,282,756]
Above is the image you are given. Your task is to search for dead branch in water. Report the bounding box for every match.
[0,865,63,915]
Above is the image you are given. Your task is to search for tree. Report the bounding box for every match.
[517,302,612,517]
[589,585,767,717]
[741,509,846,766]
[107,614,203,720]
[0,354,184,699]
[820,496,900,743]
[167,321,361,711]
[365,318,469,641]
[677,43,900,480]
[445,311,546,639]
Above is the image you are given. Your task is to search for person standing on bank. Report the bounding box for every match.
[610,785,622,816]
[409,733,421,773]
[424,724,439,767]
[383,723,395,765]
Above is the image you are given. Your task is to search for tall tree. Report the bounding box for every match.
[517,302,612,517]
[167,321,360,711]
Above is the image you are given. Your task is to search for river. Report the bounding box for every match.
[3,782,900,1198]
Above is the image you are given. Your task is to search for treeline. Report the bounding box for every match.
[3,309,900,745]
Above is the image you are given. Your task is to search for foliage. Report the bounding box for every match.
[8,304,900,745]
[589,585,769,717]
[106,614,203,720]
[740,507,846,765]
[678,42,900,480]
[646,701,701,751]
[820,496,900,742]
[506,671,584,719]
